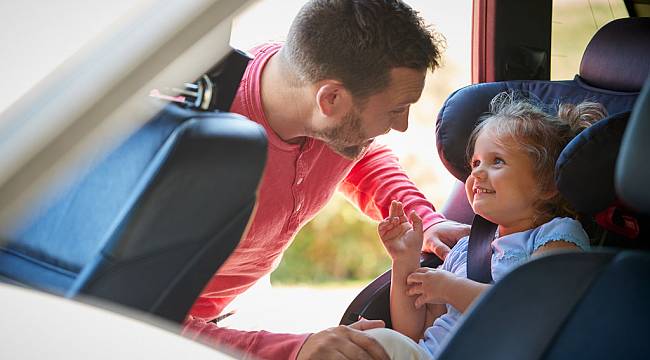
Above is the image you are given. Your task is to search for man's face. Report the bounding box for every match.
[312,67,427,159]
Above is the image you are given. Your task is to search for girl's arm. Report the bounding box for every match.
[379,202,428,341]
[442,276,491,313]
[439,240,580,313]
[390,257,427,341]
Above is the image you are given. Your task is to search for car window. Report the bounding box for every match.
[551,0,628,80]
[0,0,155,115]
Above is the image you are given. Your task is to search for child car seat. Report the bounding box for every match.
[341,17,649,341]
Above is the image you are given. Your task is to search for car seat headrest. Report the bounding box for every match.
[437,82,637,183]
[579,17,650,93]
[555,111,630,214]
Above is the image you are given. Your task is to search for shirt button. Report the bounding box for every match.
[296,177,304,185]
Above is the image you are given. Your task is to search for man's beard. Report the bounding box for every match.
[309,110,371,160]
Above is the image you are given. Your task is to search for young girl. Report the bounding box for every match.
[365,92,607,359]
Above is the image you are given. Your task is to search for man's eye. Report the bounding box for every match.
[390,108,407,115]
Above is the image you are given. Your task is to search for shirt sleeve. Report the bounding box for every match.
[339,141,446,229]
[182,317,310,360]
[532,217,591,252]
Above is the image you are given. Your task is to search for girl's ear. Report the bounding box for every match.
[315,81,353,117]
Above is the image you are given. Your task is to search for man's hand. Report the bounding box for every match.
[296,319,390,360]
[423,220,470,260]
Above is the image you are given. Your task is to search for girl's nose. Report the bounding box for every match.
[471,166,486,180]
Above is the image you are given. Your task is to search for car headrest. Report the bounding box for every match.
[579,17,650,93]
[555,111,630,214]
[437,81,638,182]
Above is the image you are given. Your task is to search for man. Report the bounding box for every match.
[183,1,470,359]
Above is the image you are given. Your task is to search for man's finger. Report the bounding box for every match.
[346,328,390,360]
[348,319,385,331]
[433,242,450,260]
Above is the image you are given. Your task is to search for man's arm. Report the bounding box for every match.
[182,317,389,360]
[340,142,469,259]
[340,142,445,228]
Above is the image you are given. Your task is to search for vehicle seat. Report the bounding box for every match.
[0,100,267,324]
[340,16,649,334]
[436,75,650,360]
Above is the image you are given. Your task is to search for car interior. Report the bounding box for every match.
[341,6,650,360]
[0,0,648,359]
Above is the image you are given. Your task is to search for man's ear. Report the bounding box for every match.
[315,81,353,117]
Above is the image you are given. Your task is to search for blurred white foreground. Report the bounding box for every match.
[220,276,364,333]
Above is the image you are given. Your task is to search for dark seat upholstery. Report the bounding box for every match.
[0,104,267,324]
[340,17,650,354]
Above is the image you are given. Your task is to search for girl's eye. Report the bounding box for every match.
[494,157,505,165]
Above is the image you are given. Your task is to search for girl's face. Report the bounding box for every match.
[465,129,550,236]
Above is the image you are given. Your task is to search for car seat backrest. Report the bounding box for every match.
[0,104,267,323]
[438,76,650,360]
[437,17,649,224]
[340,17,650,329]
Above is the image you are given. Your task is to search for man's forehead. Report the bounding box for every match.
[376,68,427,104]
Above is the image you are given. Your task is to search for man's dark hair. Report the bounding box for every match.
[282,0,443,100]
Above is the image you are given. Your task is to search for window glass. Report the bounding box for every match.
[551,0,628,80]
[0,0,155,114]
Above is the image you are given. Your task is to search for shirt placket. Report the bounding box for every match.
[288,150,306,229]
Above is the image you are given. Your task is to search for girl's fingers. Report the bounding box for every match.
[389,200,399,217]
[382,223,411,240]
[410,211,423,235]
[414,296,425,309]
[396,202,408,222]
[407,269,434,284]
[407,285,422,296]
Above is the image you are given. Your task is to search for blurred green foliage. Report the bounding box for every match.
[271,194,391,284]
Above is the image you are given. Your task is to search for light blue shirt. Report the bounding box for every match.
[418,217,590,358]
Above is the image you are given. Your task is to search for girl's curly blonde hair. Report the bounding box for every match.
[466,92,607,226]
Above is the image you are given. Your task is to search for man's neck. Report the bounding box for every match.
[260,51,312,144]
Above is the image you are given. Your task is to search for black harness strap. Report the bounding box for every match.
[466,214,498,284]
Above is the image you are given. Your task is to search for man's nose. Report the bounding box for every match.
[391,110,409,132]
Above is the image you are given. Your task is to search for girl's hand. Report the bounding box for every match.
[378,200,423,261]
[406,267,455,308]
